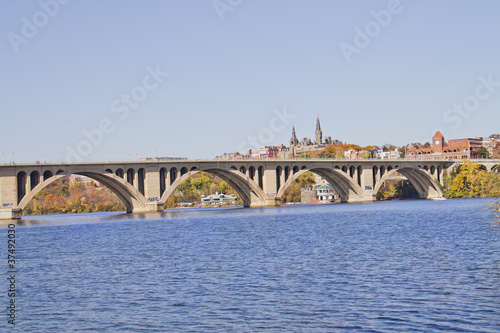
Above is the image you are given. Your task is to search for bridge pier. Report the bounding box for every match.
[0,172,20,220]
[144,201,165,212]
[0,208,22,220]
[265,196,281,207]
[345,194,377,203]
[360,165,377,202]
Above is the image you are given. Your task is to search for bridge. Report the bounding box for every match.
[1,159,499,219]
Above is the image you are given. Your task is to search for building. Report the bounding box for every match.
[236,144,289,160]
[300,188,317,203]
[482,136,500,158]
[406,131,484,160]
[492,144,500,158]
[316,184,338,201]
[376,148,400,160]
[288,117,341,157]
[300,183,338,203]
[260,146,280,159]
[200,193,238,205]
[345,149,361,160]
[215,152,244,160]
[69,175,101,187]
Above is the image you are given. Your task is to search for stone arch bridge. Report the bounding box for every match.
[1,159,498,219]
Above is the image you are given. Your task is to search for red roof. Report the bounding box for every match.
[433,131,444,138]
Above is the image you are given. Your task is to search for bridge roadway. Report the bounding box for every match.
[1,159,499,219]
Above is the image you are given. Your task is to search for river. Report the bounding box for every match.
[1,198,500,332]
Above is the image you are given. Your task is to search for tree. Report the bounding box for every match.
[493,200,500,225]
[478,145,490,159]
[443,160,500,198]
[282,172,316,203]
[382,144,397,152]
[23,176,127,215]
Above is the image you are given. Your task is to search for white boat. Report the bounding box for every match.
[432,197,447,201]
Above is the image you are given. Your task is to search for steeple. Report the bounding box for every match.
[315,116,322,145]
[290,126,299,147]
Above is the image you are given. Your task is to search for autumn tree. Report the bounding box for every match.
[444,160,500,198]
[282,171,316,203]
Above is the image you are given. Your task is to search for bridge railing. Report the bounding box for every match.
[0,158,499,167]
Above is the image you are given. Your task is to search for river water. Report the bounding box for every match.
[1,198,500,332]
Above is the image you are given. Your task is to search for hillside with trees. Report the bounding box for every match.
[24,177,126,215]
[281,171,316,203]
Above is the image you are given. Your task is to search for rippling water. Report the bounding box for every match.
[2,198,500,332]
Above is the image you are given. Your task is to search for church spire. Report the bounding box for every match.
[290,125,298,147]
[315,116,322,145]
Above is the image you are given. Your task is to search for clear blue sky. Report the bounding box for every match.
[1,0,499,162]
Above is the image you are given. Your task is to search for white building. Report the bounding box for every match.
[376,148,400,160]
[316,184,337,201]
[200,193,238,205]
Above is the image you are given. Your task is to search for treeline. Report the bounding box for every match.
[442,160,500,198]
[24,177,126,215]
[164,172,240,208]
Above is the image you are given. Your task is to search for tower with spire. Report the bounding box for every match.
[285,117,337,158]
[315,116,323,145]
[289,125,299,147]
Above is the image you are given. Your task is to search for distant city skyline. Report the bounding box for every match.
[2,1,500,163]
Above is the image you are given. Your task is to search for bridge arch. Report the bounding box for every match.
[116,168,124,178]
[248,166,256,181]
[126,168,135,185]
[137,168,146,195]
[257,166,264,189]
[17,170,149,213]
[43,170,53,180]
[284,166,290,182]
[277,167,364,203]
[30,171,40,190]
[17,172,27,204]
[373,166,443,199]
[170,168,178,185]
[158,168,266,207]
[276,166,282,190]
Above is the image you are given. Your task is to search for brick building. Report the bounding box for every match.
[406,131,483,160]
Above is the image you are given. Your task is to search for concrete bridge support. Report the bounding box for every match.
[0,172,21,219]
[143,167,165,212]
[360,166,377,202]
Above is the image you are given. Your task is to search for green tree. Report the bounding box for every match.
[478,145,490,159]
